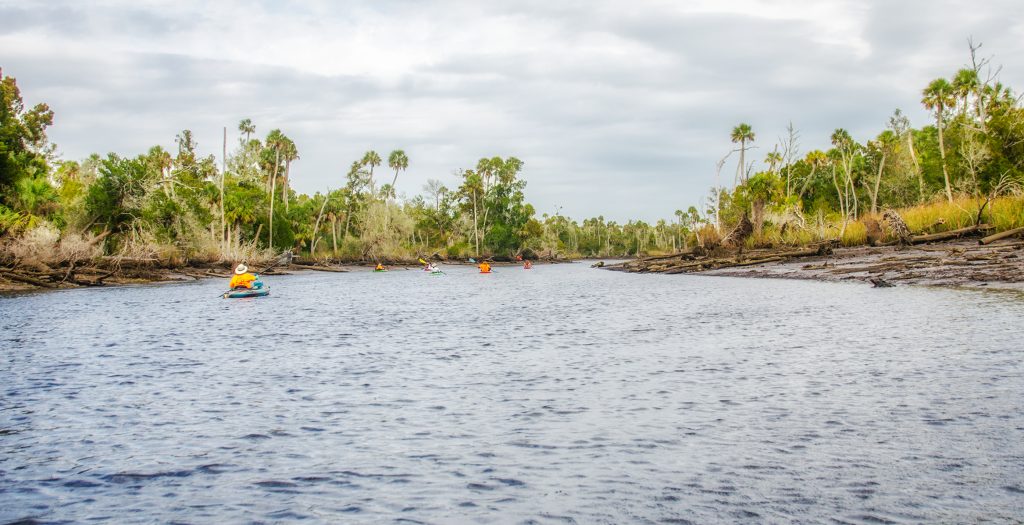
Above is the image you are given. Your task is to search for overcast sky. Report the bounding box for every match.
[2,0,1022,221]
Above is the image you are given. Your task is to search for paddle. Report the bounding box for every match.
[418,257,447,275]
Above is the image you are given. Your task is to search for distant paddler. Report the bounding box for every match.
[478,261,492,274]
[374,263,388,272]
[523,260,532,269]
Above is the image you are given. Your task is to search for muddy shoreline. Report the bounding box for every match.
[0,258,574,293]
[602,237,1024,292]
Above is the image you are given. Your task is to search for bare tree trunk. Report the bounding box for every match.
[331,217,338,256]
[871,152,886,214]
[832,165,846,228]
[782,122,799,198]
[799,164,817,200]
[283,160,291,212]
[907,132,924,203]
[472,189,480,257]
[309,191,330,254]
[269,150,279,249]
[221,126,227,254]
[937,110,953,203]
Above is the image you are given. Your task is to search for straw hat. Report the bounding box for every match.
[234,264,248,275]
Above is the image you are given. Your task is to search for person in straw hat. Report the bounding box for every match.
[228,263,258,289]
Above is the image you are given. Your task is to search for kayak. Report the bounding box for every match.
[479,270,492,274]
[430,271,444,276]
[373,269,388,272]
[223,287,270,299]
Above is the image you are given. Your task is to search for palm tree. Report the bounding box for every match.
[387,149,408,198]
[281,137,299,212]
[765,150,782,175]
[361,151,381,195]
[238,118,255,143]
[730,123,755,184]
[148,145,173,196]
[922,78,955,202]
[951,69,979,118]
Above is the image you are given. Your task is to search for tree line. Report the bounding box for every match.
[2,43,1023,266]
[708,42,1024,247]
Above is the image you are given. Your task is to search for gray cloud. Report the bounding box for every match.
[1,0,1022,221]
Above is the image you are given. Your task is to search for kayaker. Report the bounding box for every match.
[375,263,386,271]
[524,260,532,269]
[229,263,257,289]
[479,261,491,273]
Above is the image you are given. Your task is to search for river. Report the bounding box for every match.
[2,263,1023,523]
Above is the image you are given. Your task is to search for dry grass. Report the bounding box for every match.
[746,194,1024,249]
[695,223,721,249]
[0,223,104,268]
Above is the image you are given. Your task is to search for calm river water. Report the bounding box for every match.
[2,263,1023,523]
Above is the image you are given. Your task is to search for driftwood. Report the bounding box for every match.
[979,226,1024,245]
[882,210,912,245]
[289,262,349,273]
[722,213,753,248]
[870,278,895,288]
[1,271,57,288]
[910,224,991,244]
[613,244,828,275]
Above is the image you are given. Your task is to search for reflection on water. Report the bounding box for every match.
[2,264,1023,523]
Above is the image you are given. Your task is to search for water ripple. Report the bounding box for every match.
[2,265,1023,522]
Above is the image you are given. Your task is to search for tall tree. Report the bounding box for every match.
[830,128,860,221]
[0,72,54,206]
[387,149,408,199]
[361,151,381,195]
[238,118,255,144]
[951,68,979,118]
[730,123,755,184]
[866,130,896,214]
[780,122,800,198]
[281,137,299,212]
[765,149,782,175]
[922,78,955,202]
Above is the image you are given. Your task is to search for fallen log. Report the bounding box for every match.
[635,251,696,264]
[725,256,785,268]
[73,269,117,286]
[1,271,57,288]
[910,224,991,244]
[290,263,349,273]
[979,226,1024,245]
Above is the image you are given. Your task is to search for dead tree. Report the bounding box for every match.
[882,209,912,246]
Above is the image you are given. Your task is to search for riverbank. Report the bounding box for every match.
[602,232,1024,291]
[0,256,573,293]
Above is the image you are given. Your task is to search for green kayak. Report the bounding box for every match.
[223,286,270,299]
